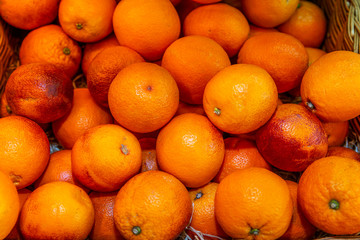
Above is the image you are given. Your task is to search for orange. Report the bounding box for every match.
[183,3,250,57]
[279,180,316,240]
[301,51,360,122]
[298,156,360,235]
[305,47,326,66]
[5,63,73,123]
[0,0,59,30]
[108,62,179,133]
[87,46,145,108]
[327,146,360,161]
[0,116,49,189]
[278,1,327,48]
[0,93,13,118]
[72,124,142,192]
[203,64,278,134]
[113,0,181,61]
[0,171,20,239]
[215,167,293,239]
[175,101,206,116]
[156,113,224,188]
[81,34,120,77]
[322,120,349,147]
[52,88,114,149]
[138,138,159,172]
[19,182,94,239]
[256,104,328,172]
[248,24,279,38]
[113,170,192,239]
[33,150,89,192]
[187,182,229,239]
[58,0,116,43]
[237,32,308,93]
[19,24,82,78]
[240,0,299,28]
[161,35,230,104]
[89,191,123,240]
[4,188,32,240]
[213,138,272,183]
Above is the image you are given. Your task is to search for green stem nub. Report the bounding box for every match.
[75,23,83,30]
[132,226,141,235]
[214,107,221,116]
[249,228,260,235]
[329,199,340,210]
[63,47,71,55]
[195,191,203,200]
[297,2,302,8]
[121,144,129,155]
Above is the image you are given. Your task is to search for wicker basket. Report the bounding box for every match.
[1,1,360,239]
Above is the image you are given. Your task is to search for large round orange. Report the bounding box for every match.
[203,64,278,134]
[215,167,293,239]
[300,51,360,122]
[112,0,180,61]
[89,191,123,240]
[183,3,250,57]
[87,46,144,108]
[213,137,272,183]
[322,120,349,147]
[256,104,328,172]
[0,116,49,189]
[19,24,82,78]
[240,0,299,28]
[156,113,224,188]
[19,181,94,239]
[52,88,114,149]
[187,182,229,239]
[161,35,230,105]
[0,0,59,30]
[298,156,360,235]
[72,124,142,192]
[237,32,308,93]
[58,0,116,43]
[0,171,20,239]
[108,62,179,133]
[278,1,327,48]
[113,170,192,239]
[327,146,360,161]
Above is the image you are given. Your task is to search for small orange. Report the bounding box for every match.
[322,120,349,147]
[301,51,360,122]
[183,3,250,57]
[203,64,278,134]
[156,113,224,188]
[89,191,123,240]
[240,0,299,28]
[113,170,192,239]
[87,46,145,108]
[248,24,279,38]
[0,171,20,239]
[237,32,309,93]
[187,182,229,239]
[0,116,50,189]
[278,1,327,48]
[52,88,114,149]
[215,167,293,239]
[161,35,230,105]
[19,24,82,78]
[19,182,94,239]
[138,138,159,172]
[72,124,142,192]
[108,62,179,133]
[175,101,206,116]
[58,0,116,42]
[327,146,360,161]
[213,137,272,183]
[112,0,181,61]
[305,47,327,66]
[298,156,360,235]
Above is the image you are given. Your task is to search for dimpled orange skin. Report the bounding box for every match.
[326,146,360,161]
[156,113,225,188]
[215,167,293,239]
[113,171,192,240]
[72,124,142,192]
[0,171,20,239]
[256,104,328,172]
[322,120,349,147]
[301,51,360,122]
[298,156,360,235]
[19,182,95,240]
[203,64,278,134]
[0,116,50,189]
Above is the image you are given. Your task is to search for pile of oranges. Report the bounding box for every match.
[1,0,360,239]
